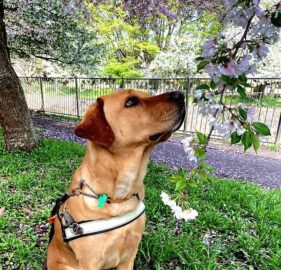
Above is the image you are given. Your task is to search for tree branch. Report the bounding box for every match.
[206,14,255,143]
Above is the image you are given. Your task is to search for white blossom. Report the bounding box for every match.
[198,103,211,116]
[205,92,215,102]
[208,117,217,127]
[160,192,198,221]
[236,122,246,136]
[194,90,202,100]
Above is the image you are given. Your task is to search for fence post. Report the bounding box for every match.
[75,77,80,118]
[183,77,190,133]
[39,77,44,112]
[275,112,281,144]
[119,77,124,89]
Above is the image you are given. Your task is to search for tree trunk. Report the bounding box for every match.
[0,2,37,151]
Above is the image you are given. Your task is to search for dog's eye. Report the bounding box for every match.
[125,96,139,108]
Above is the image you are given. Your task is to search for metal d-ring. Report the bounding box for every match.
[70,223,84,235]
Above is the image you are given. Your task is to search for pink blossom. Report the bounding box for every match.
[247,107,256,123]
[254,44,269,59]
[225,0,235,10]
[235,54,251,75]
[224,120,236,132]
[254,6,264,17]
[219,60,238,78]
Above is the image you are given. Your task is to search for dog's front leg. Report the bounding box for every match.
[116,259,135,270]
[78,261,104,270]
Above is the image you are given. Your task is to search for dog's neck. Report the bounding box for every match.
[80,141,154,199]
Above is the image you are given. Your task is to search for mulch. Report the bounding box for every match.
[32,113,281,189]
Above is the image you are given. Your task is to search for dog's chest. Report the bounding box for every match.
[69,213,145,269]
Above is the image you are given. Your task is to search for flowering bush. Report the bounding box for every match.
[146,35,199,77]
[162,0,281,221]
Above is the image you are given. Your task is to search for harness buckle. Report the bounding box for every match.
[70,223,84,235]
[72,189,81,196]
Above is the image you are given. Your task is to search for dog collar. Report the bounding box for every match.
[61,201,145,242]
[68,179,139,207]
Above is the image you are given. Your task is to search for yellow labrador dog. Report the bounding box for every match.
[46,89,185,270]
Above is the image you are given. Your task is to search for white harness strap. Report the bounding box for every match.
[63,201,145,242]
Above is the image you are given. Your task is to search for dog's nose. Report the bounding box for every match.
[169,91,184,102]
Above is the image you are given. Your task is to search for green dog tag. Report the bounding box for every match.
[98,194,108,208]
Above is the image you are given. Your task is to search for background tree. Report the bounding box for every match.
[146,13,221,77]
[0,0,37,151]
[0,0,103,151]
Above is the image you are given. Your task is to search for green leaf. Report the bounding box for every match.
[237,85,247,99]
[195,56,204,61]
[252,122,271,136]
[271,11,281,27]
[252,133,260,154]
[196,131,207,144]
[196,84,210,90]
[239,81,252,87]
[242,131,252,152]
[195,148,206,160]
[220,75,238,85]
[175,178,187,191]
[210,80,217,90]
[168,175,183,183]
[197,60,209,72]
[231,131,241,144]
[178,168,186,178]
[220,75,232,84]
[238,74,247,83]
[238,74,251,87]
[187,181,197,188]
[239,108,247,120]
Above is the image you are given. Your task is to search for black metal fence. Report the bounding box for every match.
[21,77,281,144]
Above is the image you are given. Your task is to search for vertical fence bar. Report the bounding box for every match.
[119,78,124,89]
[75,77,80,118]
[275,112,281,144]
[183,77,190,132]
[39,77,44,112]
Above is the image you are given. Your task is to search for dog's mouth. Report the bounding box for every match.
[172,109,186,132]
[149,109,186,142]
[149,132,166,141]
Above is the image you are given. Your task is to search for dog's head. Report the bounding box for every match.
[75,89,185,148]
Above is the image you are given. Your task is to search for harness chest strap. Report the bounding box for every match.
[48,179,145,242]
[62,201,145,242]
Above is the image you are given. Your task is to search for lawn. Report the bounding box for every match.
[0,135,281,270]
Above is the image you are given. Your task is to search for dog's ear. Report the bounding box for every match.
[74,98,115,146]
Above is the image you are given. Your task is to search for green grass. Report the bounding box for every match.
[0,136,281,269]
[22,82,115,99]
[223,95,281,107]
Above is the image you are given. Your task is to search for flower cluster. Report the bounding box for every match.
[193,0,279,152]
[161,0,279,221]
[181,136,197,162]
[160,192,198,221]
[199,0,281,80]
[208,106,256,138]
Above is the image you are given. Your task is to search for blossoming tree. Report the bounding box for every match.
[158,0,281,220]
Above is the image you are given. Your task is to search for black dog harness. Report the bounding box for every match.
[48,179,145,242]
